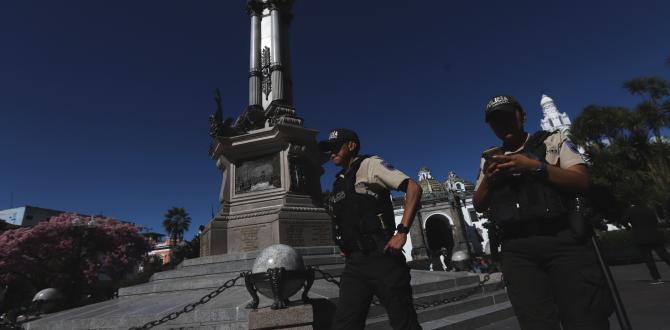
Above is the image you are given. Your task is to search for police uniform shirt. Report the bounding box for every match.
[474,131,585,190]
[353,156,410,196]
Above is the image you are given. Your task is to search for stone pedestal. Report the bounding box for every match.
[248,304,313,330]
[247,299,336,330]
[202,124,332,256]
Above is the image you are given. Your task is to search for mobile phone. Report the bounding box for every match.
[482,147,503,161]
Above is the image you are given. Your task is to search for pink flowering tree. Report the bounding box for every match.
[0,213,151,310]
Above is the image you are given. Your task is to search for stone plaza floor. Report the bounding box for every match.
[478,261,670,330]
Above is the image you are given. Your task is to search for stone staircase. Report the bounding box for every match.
[25,246,512,330]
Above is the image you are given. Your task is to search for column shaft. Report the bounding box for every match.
[270,7,284,101]
[249,13,262,106]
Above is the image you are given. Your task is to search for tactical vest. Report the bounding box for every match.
[488,131,572,227]
[329,155,396,254]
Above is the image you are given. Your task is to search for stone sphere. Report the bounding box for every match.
[451,250,471,271]
[32,288,63,302]
[32,288,64,314]
[251,244,306,300]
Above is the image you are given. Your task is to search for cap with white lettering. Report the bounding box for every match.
[485,95,523,122]
[318,128,359,152]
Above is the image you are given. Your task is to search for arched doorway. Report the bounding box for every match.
[425,214,454,254]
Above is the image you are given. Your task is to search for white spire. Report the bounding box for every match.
[418,166,433,181]
[540,93,571,133]
[540,94,555,115]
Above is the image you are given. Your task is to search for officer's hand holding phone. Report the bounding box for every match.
[482,147,505,183]
[493,153,541,174]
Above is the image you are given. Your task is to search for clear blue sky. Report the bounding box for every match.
[2,1,669,239]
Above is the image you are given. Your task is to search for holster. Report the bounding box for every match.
[341,231,392,255]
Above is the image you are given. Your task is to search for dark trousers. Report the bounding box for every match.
[430,253,452,271]
[331,252,421,330]
[637,243,670,280]
[501,231,614,330]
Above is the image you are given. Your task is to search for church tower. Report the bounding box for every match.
[417,167,447,195]
[540,94,571,133]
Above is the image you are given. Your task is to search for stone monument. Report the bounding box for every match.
[23,3,512,329]
[201,0,332,256]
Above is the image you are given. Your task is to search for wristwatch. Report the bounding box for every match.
[396,223,410,234]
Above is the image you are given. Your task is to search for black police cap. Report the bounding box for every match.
[485,95,523,122]
[318,128,360,152]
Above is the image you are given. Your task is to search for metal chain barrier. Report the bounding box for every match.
[312,267,341,287]
[312,266,504,310]
[128,273,244,330]
[413,273,491,310]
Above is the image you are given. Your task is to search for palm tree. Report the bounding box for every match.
[162,207,191,245]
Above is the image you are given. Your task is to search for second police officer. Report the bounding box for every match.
[319,128,423,330]
[473,95,614,329]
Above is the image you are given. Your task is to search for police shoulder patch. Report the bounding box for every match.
[564,140,580,154]
[380,160,396,171]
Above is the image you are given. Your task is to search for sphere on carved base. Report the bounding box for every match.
[32,288,64,314]
[451,250,471,271]
[251,244,305,300]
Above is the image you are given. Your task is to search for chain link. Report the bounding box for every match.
[312,267,341,287]
[128,273,244,330]
[313,267,504,311]
[414,273,493,310]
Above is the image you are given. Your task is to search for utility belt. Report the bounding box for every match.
[337,230,393,255]
[496,216,570,241]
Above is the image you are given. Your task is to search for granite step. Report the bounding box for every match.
[150,254,345,281]
[26,247,507,330]
[27,281,341,330]
[180,246,342,267]
[326,273,481,307]
[420,301,514,330]
[122,256,477,298]
[119,264,347,297]
[363,281,502,319]
[28,278,502,330]
[119,272,245,297]
[26,286,267,330]
[365,290,509,330]
[120,267,475,299]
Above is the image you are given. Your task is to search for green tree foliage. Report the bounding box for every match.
[571,58,670,222]
[162,207,191,244]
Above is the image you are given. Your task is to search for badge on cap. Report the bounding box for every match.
[487,96,511,110]
[329,130,338,140]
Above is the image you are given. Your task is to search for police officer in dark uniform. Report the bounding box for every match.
[473,96,614,330]
[319,128,423,330]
